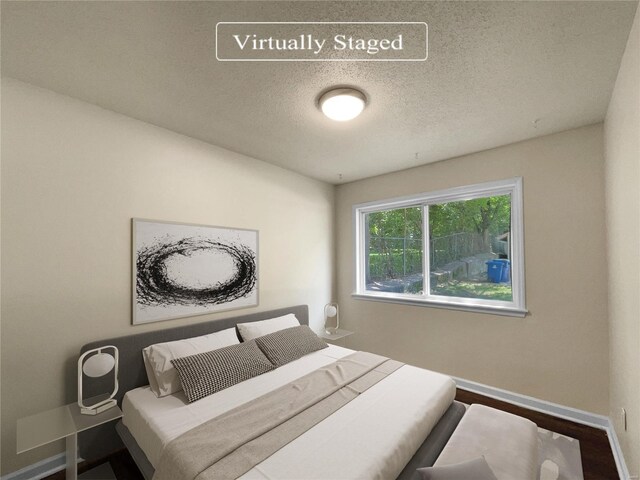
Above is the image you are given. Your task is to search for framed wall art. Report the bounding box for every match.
[132,218,258,325]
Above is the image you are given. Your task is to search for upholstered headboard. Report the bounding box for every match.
[78,305,308,460]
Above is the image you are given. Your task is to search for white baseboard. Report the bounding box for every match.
[1,453,67,480]
[454,376,631,480]
[605,423,633,480]
[3,379,632,480]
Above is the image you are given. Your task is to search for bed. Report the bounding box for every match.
[79,305,465,480]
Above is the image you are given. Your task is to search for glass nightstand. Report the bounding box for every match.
[17,401,122,480]
[318,328,354,341]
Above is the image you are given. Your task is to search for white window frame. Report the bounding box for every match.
[353,177,527,317]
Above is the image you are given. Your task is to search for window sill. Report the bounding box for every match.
[352,292,528,318]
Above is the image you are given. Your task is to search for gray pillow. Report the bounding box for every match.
[171,340,274,403]
[417,457,498,480]
[255,325,328,367]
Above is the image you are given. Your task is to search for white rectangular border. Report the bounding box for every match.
[132,218,259,325]
[352,177,527,317]
[215,21,428,62]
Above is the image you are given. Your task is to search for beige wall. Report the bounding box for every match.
[3,52,637,476]
[605,4,640,477]
[0,78,334,475]
[336,124,609,415]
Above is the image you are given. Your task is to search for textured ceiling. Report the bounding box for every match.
[2,1,638,184]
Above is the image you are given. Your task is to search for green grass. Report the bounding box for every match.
[432,280,513,301]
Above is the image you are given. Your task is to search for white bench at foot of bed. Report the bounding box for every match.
[433,404,538,480]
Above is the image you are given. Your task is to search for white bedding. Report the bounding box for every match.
[123,344,456,479]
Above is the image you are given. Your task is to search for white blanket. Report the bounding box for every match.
[123,345,455,479]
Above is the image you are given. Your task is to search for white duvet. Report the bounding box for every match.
[122,345,455,480]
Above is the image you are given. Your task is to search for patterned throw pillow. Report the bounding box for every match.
[255,325,328,367]
[142,326,240,397]
[171,340,275,403]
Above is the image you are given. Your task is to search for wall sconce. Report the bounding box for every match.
[78,346,119,415]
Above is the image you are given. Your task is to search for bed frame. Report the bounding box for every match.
[78,305,464,479]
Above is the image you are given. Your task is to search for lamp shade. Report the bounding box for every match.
[78,345,119,415]
[324,303,340,333]
[325,305,338,317]
[82,352,115,378]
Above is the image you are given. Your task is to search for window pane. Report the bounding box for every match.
[429,194,512,301]
[365,207,423,295]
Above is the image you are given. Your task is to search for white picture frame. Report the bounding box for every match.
[132,218,258,325]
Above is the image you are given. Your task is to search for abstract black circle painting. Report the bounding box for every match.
[132,219,258,324]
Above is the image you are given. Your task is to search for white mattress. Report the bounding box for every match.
[123,345,456,479]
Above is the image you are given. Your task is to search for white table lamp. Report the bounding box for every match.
[78,346,119,415]
[324,303,340,334]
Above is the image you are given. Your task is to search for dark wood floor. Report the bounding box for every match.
[45,388,620,480]
[43,449,143,480]
[456,389,619,480]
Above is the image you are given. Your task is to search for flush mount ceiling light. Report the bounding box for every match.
[319,87,367,122]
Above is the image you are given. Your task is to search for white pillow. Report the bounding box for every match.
[236,314,301,341]
[142,327,239,397]
[142,349,161,395]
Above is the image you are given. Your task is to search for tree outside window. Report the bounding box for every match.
[355,178,526,316]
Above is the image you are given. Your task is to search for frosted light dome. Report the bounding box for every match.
[319,88,366,122]
[83,352,116,378]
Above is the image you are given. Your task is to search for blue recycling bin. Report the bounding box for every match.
[486,260,504,283]
[495,259,511,282]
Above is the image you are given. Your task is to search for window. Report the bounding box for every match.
[353,178,526,316]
